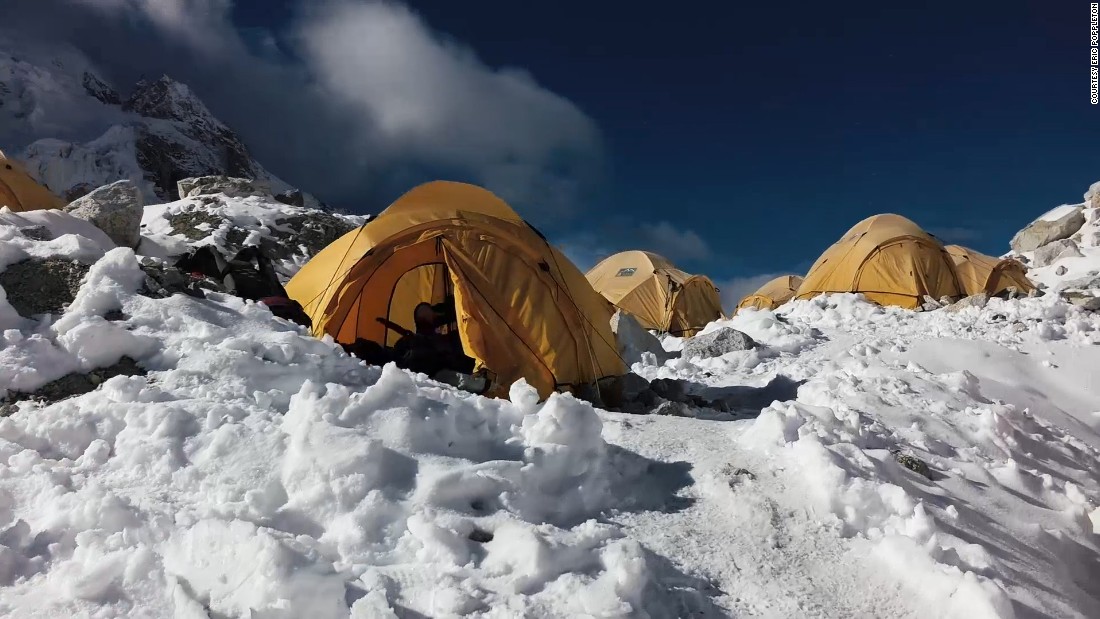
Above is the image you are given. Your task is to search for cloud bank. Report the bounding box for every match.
[1,0,602,223]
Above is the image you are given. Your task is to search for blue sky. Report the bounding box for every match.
[6,0,1099,304]
[237,1,1097,280]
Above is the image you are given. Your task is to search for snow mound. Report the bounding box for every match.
[0,241,675,616]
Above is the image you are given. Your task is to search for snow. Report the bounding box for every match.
[1,186,1100,615]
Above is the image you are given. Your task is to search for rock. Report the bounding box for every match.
[18,225,51,242]
[0,259,89,316]
[1085,181,1100,210]
[1063,274,1100,290]
[82,71,121,105]
[62,183,95,203]
[64,180,143,248]
[1055,265,1068,276]
[682,327,758,359]
[652,400,694,417]
[893,451,933,480]
[177,176,270,200]
[945,293,989,313]
[1031,239,1083,268]
[1010,208,1086,252]
[611,311,670,365]
[164,203,356,270]
[274,189,305,208]
[4,357,145,405]
[649,378,686,402]
[1062,291,1100,311]
[921,295,944,311]
[139,261,224,299]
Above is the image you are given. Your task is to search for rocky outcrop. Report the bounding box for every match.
[64,180,143,248]
[0,259,89,317]
[1085,182,1100,210]
[682,327,757,359]
[1062,291,1100,311]
[1010,208,1086,252]
[82,72,120,105]
[177,176,270,200]
[1031,239,1083,268]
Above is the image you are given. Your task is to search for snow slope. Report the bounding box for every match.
[0,195,1099,616]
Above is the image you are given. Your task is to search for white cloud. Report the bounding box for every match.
[638,221,712,263]
[2,0,602,221]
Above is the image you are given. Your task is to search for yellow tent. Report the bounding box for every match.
[586,250,724,337]
[796,214,964,309]
[0,151,64,213]
[945,245,1035,297]
[286,181,625,399]
[737,275,804,311]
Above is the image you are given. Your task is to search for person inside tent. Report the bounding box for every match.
[175,245,313,329]
[343,294,488,394]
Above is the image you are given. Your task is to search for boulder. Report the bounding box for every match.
[1055,265,1068,276]
[0,259,89,316]
[945,293,989,313]
[1063,273,1100,290]
[1062,291,1100,311]
[1031,239,1083,268]
[65,180,144,248]
[1085,181,1100,210]
[682,327,757,359]
[274,189,305,208]
[610,310,670,365]
[177,176,270,200]
[1010,208,1086,252]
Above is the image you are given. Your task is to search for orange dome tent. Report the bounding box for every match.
[945,245,1035,297]
[286,181,625,399]
[736,275,804,311]
[796,214,964,309]
[0,151,64,213]
[586,250,724,337]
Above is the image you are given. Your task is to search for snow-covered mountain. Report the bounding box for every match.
[0,43,315,207]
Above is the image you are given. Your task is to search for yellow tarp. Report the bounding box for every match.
[737,275,804,311]
[0,151,64,213]
[286,181,625,399]
[796,214,964,309]
[945,245,1035,297]
[586,250,724,336]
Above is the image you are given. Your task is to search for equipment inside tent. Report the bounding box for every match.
[795,213,964,309]
[945,245,1035,297]
[0,150,64,213]
[285,181,626,399]
[736,275,804,311]
[585,250,724,337]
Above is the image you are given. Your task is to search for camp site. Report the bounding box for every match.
[1,4,1099,618]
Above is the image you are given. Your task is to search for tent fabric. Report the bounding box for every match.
[795,214,964,309]
[286,181,625,399]
[0,152,64,213]
[586,250,724,337]
[737,275,804,311]
[945,245,1035,297]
